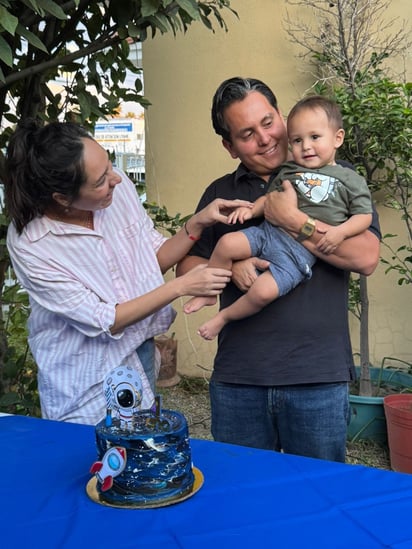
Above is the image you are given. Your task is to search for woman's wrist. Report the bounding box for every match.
[183,217,202,241]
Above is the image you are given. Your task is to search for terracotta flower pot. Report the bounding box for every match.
[155,335,181,388]
[348,367,412,444]
[384,394,412,474]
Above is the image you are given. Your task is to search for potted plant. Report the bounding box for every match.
[347,356,412,444]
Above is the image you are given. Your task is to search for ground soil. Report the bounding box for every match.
[157,375,392,471]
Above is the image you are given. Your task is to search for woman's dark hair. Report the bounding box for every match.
[4,119,93,234]
[211,77,279,142]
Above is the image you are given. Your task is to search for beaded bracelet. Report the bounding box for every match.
[183,220,201,241]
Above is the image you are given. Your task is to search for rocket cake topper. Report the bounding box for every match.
[90,446,127,491]
[103,365,143,430]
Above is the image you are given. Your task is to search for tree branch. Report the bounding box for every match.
[0,34,121,90]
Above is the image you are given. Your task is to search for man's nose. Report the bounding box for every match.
[256,129,270,146]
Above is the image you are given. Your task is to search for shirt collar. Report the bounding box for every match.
[234,163,282,187]
[24,215,92,242]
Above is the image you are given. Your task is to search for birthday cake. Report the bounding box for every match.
[88,365,197,508]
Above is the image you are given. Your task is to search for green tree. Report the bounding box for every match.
[284,0,411,395]
[0,0,236,140]
[0,0,236,412]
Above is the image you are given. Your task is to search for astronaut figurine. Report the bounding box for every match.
[103,365,143,430]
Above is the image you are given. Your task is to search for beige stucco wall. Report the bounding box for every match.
[142,0,412,376]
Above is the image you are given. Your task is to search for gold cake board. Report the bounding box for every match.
[86,466,204,509]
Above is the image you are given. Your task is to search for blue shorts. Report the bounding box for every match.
[242,220,316,296]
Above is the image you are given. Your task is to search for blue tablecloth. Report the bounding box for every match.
[1,414,412,548]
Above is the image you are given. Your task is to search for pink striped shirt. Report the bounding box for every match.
[7,170,176,424]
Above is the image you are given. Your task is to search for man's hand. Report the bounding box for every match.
[231,257,270,292]
[264,180,305,235]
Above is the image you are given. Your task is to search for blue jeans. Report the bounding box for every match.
[136,338,156,393]
[209,380,350,462]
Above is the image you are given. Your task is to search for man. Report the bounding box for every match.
[177,77,380,462]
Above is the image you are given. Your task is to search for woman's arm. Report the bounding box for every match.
[111,263,231,333]
[264,180,380,275]
[157,198,252,273]
[114,198,254,333]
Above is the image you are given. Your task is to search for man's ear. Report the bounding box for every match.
[278,109,287,130]
[222,138,238,159]
[52,192,71,209]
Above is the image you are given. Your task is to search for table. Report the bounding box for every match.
[1,415,412,548]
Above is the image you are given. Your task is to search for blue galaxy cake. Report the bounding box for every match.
[93,408,195,507]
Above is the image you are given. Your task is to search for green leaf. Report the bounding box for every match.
[76,92,91,119]
[141,0,160,17]
[0,392,21,406]
[4,112,18,123]
[36,0,67,19]
[127,22,140,38]
[16,23,48,54]
[0,34,13,67]
[0,6,18,35]
[108,0,134,26]
[175,0,200,20]
[18,0,40,12]
[148,14,170,33]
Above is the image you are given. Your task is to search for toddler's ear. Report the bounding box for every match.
[335,128,345,148]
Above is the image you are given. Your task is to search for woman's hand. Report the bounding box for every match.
[113,264,232,334]
[158,199,251,273]
[177,263,232,297]
[190,199,253,234]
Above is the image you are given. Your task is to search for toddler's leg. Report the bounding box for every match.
[184,231,252,314]
[198,271,279,340]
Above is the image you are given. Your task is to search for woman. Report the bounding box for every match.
[4,120,249,425]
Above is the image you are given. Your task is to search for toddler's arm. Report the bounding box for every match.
[317,213,372,254]
[228,195,267,224]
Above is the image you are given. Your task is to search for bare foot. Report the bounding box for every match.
[197,315,226,340]
[183,295,217,314]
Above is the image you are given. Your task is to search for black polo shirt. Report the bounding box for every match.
[188,163,380,386]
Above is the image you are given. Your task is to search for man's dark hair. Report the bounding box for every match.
[211,77,278,142]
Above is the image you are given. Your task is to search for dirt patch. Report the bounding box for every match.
[157,375,391,470]
[157,376,212,441]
